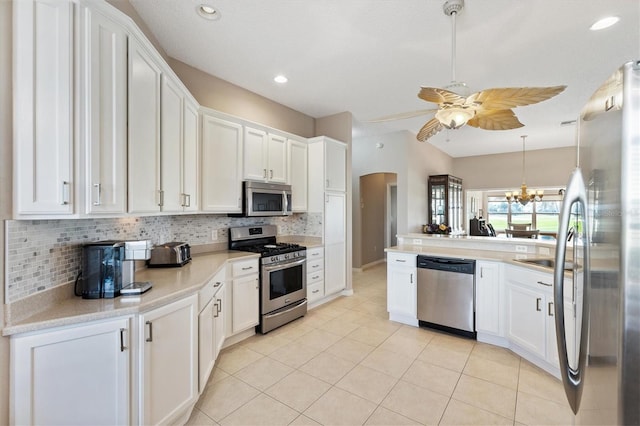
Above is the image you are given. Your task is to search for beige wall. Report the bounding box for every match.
[0,1,12,422]
[453,146,577,190]
[169,58,316,138]
[360,173,396,266]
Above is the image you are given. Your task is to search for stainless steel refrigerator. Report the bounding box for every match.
[554,61,640,424]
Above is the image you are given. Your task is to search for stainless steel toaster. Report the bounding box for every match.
[147,242,191,267]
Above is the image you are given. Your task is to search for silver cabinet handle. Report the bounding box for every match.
[395,259,406,263]
[537,281,553,287]
[270,169,273,179]
[120,328,127,352]
[311,275,320,280]
[145,321,153,342]
[554,167,590,414]
[263,168,267,178]
[93,183,102,206]
[158,190,164,207]
[480,267,483,278]
[214,281,221,287]
[182,193,191,207]
[312,264,320,268]
[213,301,219,318]
[61,181,70,205]
[312,289,320,294]
[536,298,542,311]
[242,266,253,271]
[216,298,222,314]
[326,179,330,188]
[548,301,554,316]
[410,273,413,284]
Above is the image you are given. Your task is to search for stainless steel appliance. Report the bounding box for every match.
[553,61,640,423]
[417,255,476,338]
[228,225,306,333]
[237,181,292,217]
[147,242,191,267]
[76,240,152,298]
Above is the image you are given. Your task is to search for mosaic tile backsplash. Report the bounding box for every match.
[6,213,322,303]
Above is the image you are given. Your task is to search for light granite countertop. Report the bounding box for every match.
[3,250,259,337]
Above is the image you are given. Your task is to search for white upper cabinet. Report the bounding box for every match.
[80,4,128,215]
[201,112,243,213]
[127,37,162,214]
[160,75,184,213]
[325,139,347,192]
[243,127,287,183]
[14,0,74,216]
[182,99,199,212]
[287,139,308,212]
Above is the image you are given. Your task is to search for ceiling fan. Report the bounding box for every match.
[371,0,566,142]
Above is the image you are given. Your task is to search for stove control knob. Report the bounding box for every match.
[271,256,278,263]
[284,254,290,260]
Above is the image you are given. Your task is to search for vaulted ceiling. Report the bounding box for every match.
[130,0,639,157]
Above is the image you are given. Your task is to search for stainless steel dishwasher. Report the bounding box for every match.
[417,255,476,338]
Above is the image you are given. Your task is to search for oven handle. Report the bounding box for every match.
[263,299,307,319]
[263,257,306,272]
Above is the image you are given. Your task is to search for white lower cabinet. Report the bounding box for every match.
[139,294,198,425]
[227,258,260,336]
[506,280,547,359]
[386,252,417,326]
[10,317,131,425]
[198,274,226,393]
[306,247,325,303]
[475,261,504,339]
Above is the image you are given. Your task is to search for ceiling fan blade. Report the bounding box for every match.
[366,108,438,123]
[418,87,466,105]
[466,109,524,130]
[416,118,444,142]
[466,85,567,110]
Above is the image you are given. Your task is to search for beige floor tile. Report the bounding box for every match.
[381,379,450,425]
[463,354,520,390]
[234,356,293,391]
[268,340,322,368]
[360,347,414,378]
[295,328,343,351]
[299,351,356,384]
[216,345,264,374]
[364,406,422,425]
[219,393,299,426]
[265,370,331,412]
[185,408,218,426]
[269,322,313,340]
[241,333,292,355]
[311,303,349,318]
[418,342,471,372]
[401,359,461,397]
[452,374,517,420]
[303,387,377,426]
[336,364,398,404]
[326,336,376,363]
[317,316,361,336]
[378,333,429,359]
[206,367,229,386]
[440,399,514,425]
[515,391,576,425]
[347,325,394,347]
[295,310,333,328]
[394,324,437,344]
[352,300,389,317]
[288,414,321,426]
[472,342,521,368]
[197,376,260,421]
[430,333,476,354]
[517,360,567,404]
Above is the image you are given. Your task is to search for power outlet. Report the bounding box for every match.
[539,247,551,256]
[412,239,423,245]
[515,245,528,253]
[211,229,218,241]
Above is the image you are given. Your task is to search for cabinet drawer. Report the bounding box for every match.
[198,279,223,312]
[308,281,324,302]
[307,270,324,285]
[307,258,324,273]
[387,252,416,266]
[306,247,324,260]
[232,259,259,277]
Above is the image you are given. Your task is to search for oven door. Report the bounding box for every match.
[261,258,306,314]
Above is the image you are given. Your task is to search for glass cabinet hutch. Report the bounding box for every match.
[428,174,463,230]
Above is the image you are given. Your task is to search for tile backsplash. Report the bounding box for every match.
[5,213,321,303]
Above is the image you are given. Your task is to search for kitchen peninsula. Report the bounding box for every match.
[386,233,577,380]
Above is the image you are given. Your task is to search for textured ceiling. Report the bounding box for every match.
[129,0,639,157]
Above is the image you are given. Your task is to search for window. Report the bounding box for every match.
[485,191,564,236]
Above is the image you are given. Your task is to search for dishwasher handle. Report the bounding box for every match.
[417,256,475,274]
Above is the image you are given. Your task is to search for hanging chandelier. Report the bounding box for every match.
[505,135,543,206]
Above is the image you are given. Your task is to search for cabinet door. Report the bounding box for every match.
[160,75,184,212]
[325,192,346,245]
[324,140,346,192]
[82,5,127,215]
[182,99,199,211]
[140,294,198,425]
[387,264,417,318]
[128,38,162,213]
[201,114,243,213]
[506,282,546,358]
[213,284,226,359]
[267,134,287,183]
[243,127,268,181]
[324,241,346,295]
[288,139,308,211]
[198,298,215,394]
[232,274,259,334]
[11,317,130,425]
[475,261,503,336]
[14,0,74,215]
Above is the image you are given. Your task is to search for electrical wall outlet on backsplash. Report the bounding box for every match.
[5,212,322,303]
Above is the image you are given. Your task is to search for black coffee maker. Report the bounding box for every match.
[77,241,128,299]
[469,217,496,237]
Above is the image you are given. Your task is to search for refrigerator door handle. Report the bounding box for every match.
[554,167,591,415]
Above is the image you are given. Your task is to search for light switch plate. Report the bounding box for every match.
[515,245,528,253]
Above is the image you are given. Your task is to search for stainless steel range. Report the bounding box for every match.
[228,225,307,333]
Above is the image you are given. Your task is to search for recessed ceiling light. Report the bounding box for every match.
[197,4,221,20]
[590,16,619,31]
[274,75,288,84]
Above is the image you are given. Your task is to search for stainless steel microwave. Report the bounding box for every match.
[242,181,292,216]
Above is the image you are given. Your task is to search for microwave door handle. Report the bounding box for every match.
[283,190,288,214]
[554,167,590,415]
[263,257,306,272]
